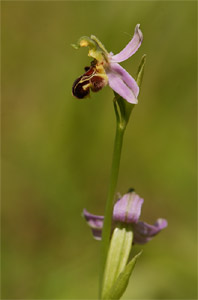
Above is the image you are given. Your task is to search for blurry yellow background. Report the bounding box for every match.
[2,1,197,299]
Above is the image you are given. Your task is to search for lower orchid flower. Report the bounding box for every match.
[84,190,167,299]
[72,24,143,104]
[83,190,167,244]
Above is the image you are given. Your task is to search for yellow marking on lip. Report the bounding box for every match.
[82,83,91,90]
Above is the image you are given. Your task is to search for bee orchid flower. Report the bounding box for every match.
[83,190,168,244]
[72,24,143,104]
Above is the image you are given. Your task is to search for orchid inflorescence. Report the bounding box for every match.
[72,24,167,300]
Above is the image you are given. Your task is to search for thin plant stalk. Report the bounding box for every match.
[99,120,126,298]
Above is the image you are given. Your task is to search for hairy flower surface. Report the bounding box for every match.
[83,190,167,244]
[72,24,143,104]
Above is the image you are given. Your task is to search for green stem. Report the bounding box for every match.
[99,122,126,299]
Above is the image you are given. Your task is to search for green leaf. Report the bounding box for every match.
[109,250,142,300]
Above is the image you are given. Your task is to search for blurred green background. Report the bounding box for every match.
[1,1,197,299]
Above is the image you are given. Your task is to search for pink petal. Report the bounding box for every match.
[110,24,143,63]
[106,65,138,104]
[113,191,144,224]
[110,63,139,98]
[83,209,104,240]
[133,219,168,244]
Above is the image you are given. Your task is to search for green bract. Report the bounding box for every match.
[101,223,142,300]
[109,251,142,299]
